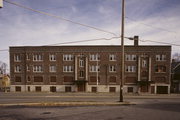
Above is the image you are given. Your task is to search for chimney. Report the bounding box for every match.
[134,36,139,46]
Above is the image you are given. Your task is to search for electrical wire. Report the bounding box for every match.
[125,36,180,46]
[43,37,120,46]
[125,16,177,34]
[4,0,117,37]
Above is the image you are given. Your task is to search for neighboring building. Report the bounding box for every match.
[171,61,180,93]
[9,38,171,94]
[0,74,10,92]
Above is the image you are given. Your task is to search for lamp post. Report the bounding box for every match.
[120,0,125,102]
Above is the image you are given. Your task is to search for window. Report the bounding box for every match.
[109,87,116,92]
[90,65,100,72]
[156,55,166,61]
[26,65,30,71]
[79,59,84,67]
[15,76,21,82]
[63,54,73,61]
[33,65,43,72]
[80,71,84,78]
[90,54,100,61]
[90,76,100,83]
[27,76,31,82]
[64,76,74,82]
[50,86,56,92]
[15,65,21,72]
[34,76,43,82]
[91,87,97,92]
[49,54,56,61]
[142,60,147,67]
[125,66,136,72]
[14,54,21,62]
[35,86,41,92]
[26,54,30,60]
[33,54,43,61]
[50,76,56,82]
[128,87,133,93]
[109,54,116,61]
[15,86,21,92]
[155,65,166,73]
[125,54,136,61]
[109,65,116,72]
[49,65,56,72]
[63,66,73,72]
[65,86,72,92]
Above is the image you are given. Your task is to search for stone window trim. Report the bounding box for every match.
[14,65,21,73]
[109,54,116,61]
[89,54,100,61]
[125,54,137,61]
[49,54,56,61]
[156,54,166,61]
[63,65,74,72]
[89,65,100,72]
[125,65,136,72]
[33,65,43,72]
[109,65,116,72]
[63,54,74,61]
[33,54,43,61]
[49,65,57,72]
[14,54,21,62]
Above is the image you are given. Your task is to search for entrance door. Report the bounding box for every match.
[157,86,168,94]
[77,84,85,92]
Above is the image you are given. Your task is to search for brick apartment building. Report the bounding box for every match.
[9,39,171,94]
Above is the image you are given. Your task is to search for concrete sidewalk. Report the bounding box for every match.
[0,101,134,107]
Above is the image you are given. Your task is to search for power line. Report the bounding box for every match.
[125,16,177,34]
[125,36,180,46]
[0,49,9,52]
[4,0,117,37]
[43,37,120,46]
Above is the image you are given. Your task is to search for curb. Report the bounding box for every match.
[0,101,135,107]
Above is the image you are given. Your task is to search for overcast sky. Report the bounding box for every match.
[0,0,180,68]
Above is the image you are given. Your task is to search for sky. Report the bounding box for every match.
[0,0,180,70]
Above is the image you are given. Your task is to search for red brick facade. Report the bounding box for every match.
[10,45,171,94]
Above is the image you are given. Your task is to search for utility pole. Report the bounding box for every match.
[120,0,125,102]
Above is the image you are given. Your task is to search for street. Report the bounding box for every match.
[0,93,180,120]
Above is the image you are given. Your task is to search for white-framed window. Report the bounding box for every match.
[14,65,21,72]
[26,54,30,60]
[26,65,30,71]
[49,54,56,61]
[156,55,166,61]
[90,54,100,61]
[33,65,43,72]
[79,59,84,67]
[14,54,21,62]
[125,54,137,61]
[109,54,116,61]
[109,65,116,72]
[63,54,73,61]
[80,71,84,78]
[33,54,43,61]
[90,65,100,72]
[49,65,56,72]
[142,60,147,67]
[63,66,73,72]
[125,66,136,72]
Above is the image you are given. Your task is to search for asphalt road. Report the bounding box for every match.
[0,93,180,120]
